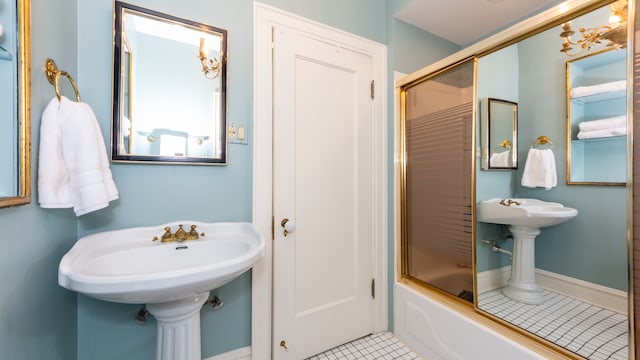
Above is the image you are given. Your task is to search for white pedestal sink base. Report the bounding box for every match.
[502,226,544,305]
[146,292,210,360]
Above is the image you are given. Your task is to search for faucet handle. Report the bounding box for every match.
[160,226,174,242]
[187,225,200,240]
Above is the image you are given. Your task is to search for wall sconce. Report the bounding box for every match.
[560,0,627,56]
[199,37,221,79]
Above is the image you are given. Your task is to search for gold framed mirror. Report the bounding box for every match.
[112,1,228,164]
[0,0,31,208]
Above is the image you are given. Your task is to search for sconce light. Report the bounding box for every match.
[560,0,627,56]
[199,37,221,79]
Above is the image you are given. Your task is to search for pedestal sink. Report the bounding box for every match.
[477,198,577,304]
[58,221,265,360]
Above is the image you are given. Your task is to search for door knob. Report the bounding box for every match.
[281,218,296,236]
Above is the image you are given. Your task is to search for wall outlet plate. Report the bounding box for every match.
[228,124,248,145]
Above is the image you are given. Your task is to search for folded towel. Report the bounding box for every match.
[578,115,626,132]
[38,96,119,216]
[490,151,512,168]
[577,127,627,140]
[521,148,557,190]
[570,80,626,99]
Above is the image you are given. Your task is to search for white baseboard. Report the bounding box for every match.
[477,267,627,315]
[203,346,252,360]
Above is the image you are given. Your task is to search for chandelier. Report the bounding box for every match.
[560,0,627,56]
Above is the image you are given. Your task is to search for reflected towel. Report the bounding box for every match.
[570,80,626,98]
[578,115,626,132]
[521,148,557,190]
[38,96,119,216]
[577,127,627,140]
[489,151,512,167]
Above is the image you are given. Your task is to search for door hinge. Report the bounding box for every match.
[370,80,375,99]
[271,216,275,240]
[371,278,375,299]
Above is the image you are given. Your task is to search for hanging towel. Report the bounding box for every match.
[521,148,557,190]
[490,151,512,167]
[38,96,119,216]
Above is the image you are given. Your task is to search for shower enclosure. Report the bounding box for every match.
[399,59,475,302]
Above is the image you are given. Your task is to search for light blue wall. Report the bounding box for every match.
[475,16,627,290]
[475,45,520,271]
[0,0,79,359]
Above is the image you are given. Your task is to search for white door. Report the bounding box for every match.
[272,26,376,360]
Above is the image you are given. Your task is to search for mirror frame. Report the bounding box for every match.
[0,0,31,208]
[111,1,228,165]
[481,97,518,170]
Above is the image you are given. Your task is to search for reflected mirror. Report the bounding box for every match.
[0,0,30,207]
[474,2,630,359]
[481,98,518,170]
[112,2,227,164]
[566,48,626,185]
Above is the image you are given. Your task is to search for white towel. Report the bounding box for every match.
[521,148,557,190]
[570,80,626,99]
[578,115,626,132]
[38,96,119,216]
[490,151,512,167]
[577,127,627,140]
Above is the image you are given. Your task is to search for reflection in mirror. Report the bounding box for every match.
[566,48,626,185]
[481,98,517,170]
[0,0,30,207]
[112,2,227,164]
[475,2,630,359]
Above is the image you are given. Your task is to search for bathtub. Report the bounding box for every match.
[394,281,549,360]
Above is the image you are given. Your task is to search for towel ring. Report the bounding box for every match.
[493,139,512,153]
[531,135,553,149]
[44,58,81,102]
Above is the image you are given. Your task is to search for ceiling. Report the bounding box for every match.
[395,0,563,46]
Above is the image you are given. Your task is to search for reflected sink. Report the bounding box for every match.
[477,198,577,228]
[59,221,265,304]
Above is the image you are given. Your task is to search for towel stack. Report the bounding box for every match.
[576,115,626,140]
[38,96,119,216]
[521,148,557,190]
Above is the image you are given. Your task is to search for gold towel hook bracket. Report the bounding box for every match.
[44,58,81,102]
[531,135,553,149]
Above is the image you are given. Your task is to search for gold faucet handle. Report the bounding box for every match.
[187,225,200,240]
[160,226,175,242]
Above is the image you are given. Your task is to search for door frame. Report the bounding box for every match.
[252,3,388,359]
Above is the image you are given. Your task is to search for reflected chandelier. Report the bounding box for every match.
[198,37,221,79]
[560,0,627,56]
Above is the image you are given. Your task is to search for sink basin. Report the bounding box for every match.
[477,198,577,228]
[477,198,577,305]
[59,221,265,304]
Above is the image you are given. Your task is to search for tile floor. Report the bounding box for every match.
[305,332,421,360]
[479,288,628,360]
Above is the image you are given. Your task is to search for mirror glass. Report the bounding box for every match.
[112,1,227,164]
[567,48,626,185]
[482,98,518,170]
[475,2,630,359]
[0,0,30,207]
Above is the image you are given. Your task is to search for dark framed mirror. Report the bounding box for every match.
[481,97,518,170]
[112,1,227,164]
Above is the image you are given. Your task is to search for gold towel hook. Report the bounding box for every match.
[44,58,81,102]
[531,135,553,149]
